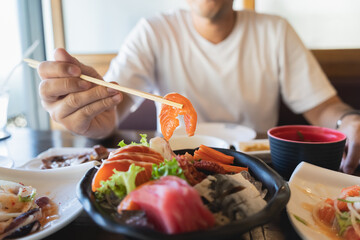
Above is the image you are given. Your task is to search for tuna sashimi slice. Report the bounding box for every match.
[118,176,214,234]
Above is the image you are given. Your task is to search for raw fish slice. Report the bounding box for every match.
[118,176,214,234]
[107,152,163,165]
[149,137,176,161]
[159,93,197,141]
[91,160,153,192]
[117,145,164,157]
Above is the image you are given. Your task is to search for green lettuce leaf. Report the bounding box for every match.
[95,164,144,201]
[151,158,185,180]
[118,134,150,147]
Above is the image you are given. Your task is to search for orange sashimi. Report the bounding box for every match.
[107,152,163,164]
[91,160,153,192]
[316,198,336,226]
[159,93,197,141]
[109,145,164,160]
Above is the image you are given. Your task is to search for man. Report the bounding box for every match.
[38,0,360,174]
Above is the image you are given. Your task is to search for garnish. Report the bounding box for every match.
[118,134,149,147]
[95,164,144,201]
[337,198,360,203]
[296,131,304,141]
[336,212,352,236]
[18,187,36,202]
[151,159,186,180]
[293,214,308,226]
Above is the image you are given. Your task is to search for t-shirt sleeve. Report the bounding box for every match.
[277,19,336,114]
[103,18,157,112]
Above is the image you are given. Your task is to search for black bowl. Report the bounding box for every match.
[268,125,347,180]
[77,148,290,240]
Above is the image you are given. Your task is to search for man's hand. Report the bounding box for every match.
[38,48,123,139]
[338,115,360,174]
[304,96,360,174]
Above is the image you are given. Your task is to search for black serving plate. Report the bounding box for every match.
[77,148,290,240]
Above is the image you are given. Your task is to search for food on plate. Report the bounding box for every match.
[311,185,360,239]
[118,176,215,234]
[40,145,109,169]
[159,93,197,141]
[237,141,270,152]
[92,137,165,192]
[195,172,267,225]
[91,135,267,234]
[0,180,58,239]
[194,144,248,173]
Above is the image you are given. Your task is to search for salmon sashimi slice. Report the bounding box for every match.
[109,145,164,160]
[91,160,153,192]
[159,93,197,141]
[107,152,163,165]
[315,200,336,226]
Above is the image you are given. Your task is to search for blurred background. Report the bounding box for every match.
[1,0,360,132]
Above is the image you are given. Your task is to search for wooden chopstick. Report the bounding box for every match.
[24,58,183,109]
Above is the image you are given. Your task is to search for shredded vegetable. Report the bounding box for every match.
[151,159,185,180]
[118,134,149,147]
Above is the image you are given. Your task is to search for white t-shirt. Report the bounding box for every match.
[104,9,336,133]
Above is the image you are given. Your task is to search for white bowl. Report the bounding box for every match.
[169,135,230,151]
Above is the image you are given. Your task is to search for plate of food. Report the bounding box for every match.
[173,122,256,145]
[18,145,111,170]
[233,139,270,155]
[0,166,85,240]
[287,162,360,240]
[77,135,290,240]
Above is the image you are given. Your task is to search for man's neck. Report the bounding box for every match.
[191,10,236,44]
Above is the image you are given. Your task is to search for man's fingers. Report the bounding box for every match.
[39,77,92,102]
[54,48,102,79]
[59,95,121,135]
[38,61,81,79]
[54,85,122,120]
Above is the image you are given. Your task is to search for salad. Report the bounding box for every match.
[0,180,58,239]
[311,185,360,239]
[91,134,267,234]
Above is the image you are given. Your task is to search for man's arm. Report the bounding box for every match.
[303,95,360,173]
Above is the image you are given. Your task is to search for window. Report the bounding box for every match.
[61,0,189,54]
[256,0,360,49]
[0,0,49,130]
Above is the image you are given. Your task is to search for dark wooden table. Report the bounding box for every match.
[1,128,302,240]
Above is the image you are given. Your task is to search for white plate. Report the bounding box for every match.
[173,122,256,145]
[0,166,88,240]
[233,139,270,155]
[168,134,230,150]
[18,147,105,170]
[286,162,360,240]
